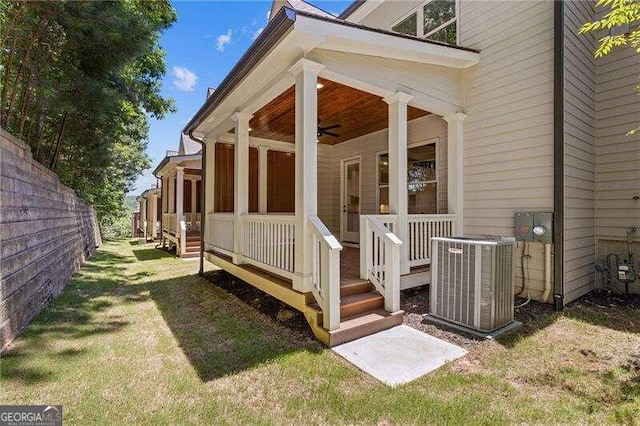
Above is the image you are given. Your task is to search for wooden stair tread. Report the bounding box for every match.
[340,280,373,297]
[329,309,404,346]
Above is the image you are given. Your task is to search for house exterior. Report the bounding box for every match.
[137,188,162,241]
[183,0,640,345]
[153,133,203,257]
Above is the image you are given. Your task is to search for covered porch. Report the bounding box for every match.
[154,153,203,257]
[188,7,478,345]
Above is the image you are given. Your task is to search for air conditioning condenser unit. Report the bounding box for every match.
[430,237,516,333]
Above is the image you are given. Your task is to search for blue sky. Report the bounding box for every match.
[131,0,353,193]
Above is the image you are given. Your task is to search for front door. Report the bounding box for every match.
[341,158,360,244]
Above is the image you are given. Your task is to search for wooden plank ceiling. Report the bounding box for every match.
[246,78,430,145]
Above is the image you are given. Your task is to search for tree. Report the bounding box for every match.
[580,0,640,134]
[0,0,176,231]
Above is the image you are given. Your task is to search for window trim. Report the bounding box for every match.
[375,137,440,214]
[388,0,458,44]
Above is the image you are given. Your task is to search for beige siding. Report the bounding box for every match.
[459,1,555,299]
[356,0,422,29]
[317,114,448,237]
[563,1,597,302]
[595,45,640,241]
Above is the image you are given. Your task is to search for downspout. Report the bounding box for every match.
[189,131,206,276]
[553,0,565,311]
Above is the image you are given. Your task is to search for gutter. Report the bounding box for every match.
[553,0,564,311]
[189,131,207,276]
[338,1,365,20]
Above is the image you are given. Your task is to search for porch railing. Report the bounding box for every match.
[206,213,234,256]
[242,214,295,279]
[360,215,401,312]
[309,215,342,331]
[185,213,201,232]
[162,213,187,256]
[407,214,456,267]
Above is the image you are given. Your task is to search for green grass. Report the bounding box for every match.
[2,240,640,424]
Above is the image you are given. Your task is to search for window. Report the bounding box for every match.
[392,12,417,36]
[377,142,438,214]
[390,0,457,45]
[407,144,437,214]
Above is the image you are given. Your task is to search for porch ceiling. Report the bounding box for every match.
[247,78,430,145]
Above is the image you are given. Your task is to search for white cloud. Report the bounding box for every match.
[216,29,232,52]
[266,10,271,20]
[252,26,264,40]
[172,66,197,92]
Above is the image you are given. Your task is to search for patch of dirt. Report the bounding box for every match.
[203,271,315,339]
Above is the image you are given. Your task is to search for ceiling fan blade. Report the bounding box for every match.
[321,124,342,131]
[322,131,340,137]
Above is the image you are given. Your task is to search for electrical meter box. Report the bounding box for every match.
[515,212,553,243]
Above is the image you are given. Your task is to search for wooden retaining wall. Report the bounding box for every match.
[1,131,101,352]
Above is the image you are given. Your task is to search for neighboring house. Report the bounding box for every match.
[138,188,162,241]
[183,0,640,346]
[152,133,203,258]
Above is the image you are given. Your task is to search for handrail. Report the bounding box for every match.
[308,215,342,331]
[407,214,456,267]
[360,215,401,313]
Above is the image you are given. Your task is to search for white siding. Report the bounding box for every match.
[563,0,597,303]
[459,1,555,299]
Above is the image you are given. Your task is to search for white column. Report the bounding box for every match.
[384,92,413,276]
[149,193,158,238]
[176,166,184,222]
[141,198,147,241]
[190,178,196,214]
[168,174,175,214]
[443,112,466,236]
[290,58,324,292]
[205,140,216,214]
[232,111,253,264]
[258,145,269,214]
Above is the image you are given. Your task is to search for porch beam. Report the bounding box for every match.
[190,178,197,214]
[141,197,147,241]
[443,112,466,236]
[232,111,253,264]
[290,58,324,292]
[258,145,269,214]
[149,192,158,239]
[384,92,413,276]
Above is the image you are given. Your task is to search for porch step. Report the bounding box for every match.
[181,252,200,259]
[340,291,384,318]
[340,280,373,298]
[186,240,201,248]
[329,309,404,347]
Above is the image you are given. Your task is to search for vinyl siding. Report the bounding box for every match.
[595,45,640,241]
[563,0,597,302]
[460,0,554,235]
[459,0,555,298]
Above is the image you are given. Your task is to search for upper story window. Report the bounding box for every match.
[391,0,457,45]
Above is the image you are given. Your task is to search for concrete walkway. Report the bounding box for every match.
[332,325,467,387]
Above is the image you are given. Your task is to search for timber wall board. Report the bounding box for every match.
[1,131,101,352]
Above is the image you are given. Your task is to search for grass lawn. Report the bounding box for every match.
[2,240,639,424]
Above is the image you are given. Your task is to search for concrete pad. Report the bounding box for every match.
[332,325,466,387]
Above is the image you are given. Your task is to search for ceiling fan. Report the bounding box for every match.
[317,119,341,138]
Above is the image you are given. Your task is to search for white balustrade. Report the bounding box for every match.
[163,213,178,235]
[206,213,235,256]
[309,215,342,331]
[407,214,456,267]
[185,213,202,231]
[360,215,402,312]
[242,214,295,278]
